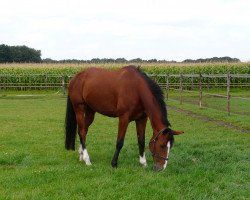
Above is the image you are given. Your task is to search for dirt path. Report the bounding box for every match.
[168,105,250,134]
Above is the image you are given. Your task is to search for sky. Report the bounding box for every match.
[0,0,250,61]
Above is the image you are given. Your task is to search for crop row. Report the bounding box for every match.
[1,62,250,73]
[0,63,249,88]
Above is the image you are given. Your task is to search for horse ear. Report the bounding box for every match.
[172,130,184,135]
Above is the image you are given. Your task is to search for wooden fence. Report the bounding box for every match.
[153,73,250,115]
[0,73,249,115]
[0,74,71,95]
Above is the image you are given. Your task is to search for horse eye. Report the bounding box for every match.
[160,144,167,148]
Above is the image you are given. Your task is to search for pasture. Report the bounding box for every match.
[0,91,249,199]
[167,88,250,131]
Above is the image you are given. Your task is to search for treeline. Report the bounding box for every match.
[183,57,240,63]
[43,57,240,64]
[0,44,41,63]
[42,57,177,64]
[0,44,241,63]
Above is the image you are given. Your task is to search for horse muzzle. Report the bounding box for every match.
[153,163,165,172]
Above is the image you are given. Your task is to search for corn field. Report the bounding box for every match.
[0,63,249,89]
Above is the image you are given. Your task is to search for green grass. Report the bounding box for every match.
[0,91,249,200]
[167,88,250,117]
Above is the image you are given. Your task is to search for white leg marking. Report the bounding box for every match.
[163,141,171,169]
[139,152,147,167]
[79,145,83,161]
[83,149,92,166]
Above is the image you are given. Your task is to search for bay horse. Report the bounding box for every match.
[65,65,184,171]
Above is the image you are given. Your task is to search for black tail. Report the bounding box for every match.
[65,96,77,150]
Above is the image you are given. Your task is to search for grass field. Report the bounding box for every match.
[0,91,249,200]
[168,88,250,117]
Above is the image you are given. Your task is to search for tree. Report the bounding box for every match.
[182,57,240,63]
[129,58,143,63]
[0,44,12,62]
[0,44,42,63]
[115,58,127,63]
[147,59,157,63]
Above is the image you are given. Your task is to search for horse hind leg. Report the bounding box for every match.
[75,105,95,166]
[79,142,91,165]
[78,138,90,164]
[78,139,84,161]
[78,130,91,164]
[111,114,129,168]
[136,117,148,167]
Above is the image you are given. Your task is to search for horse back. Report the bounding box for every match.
[69,66,146,118]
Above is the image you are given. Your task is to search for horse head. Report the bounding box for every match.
[149,128,184,171]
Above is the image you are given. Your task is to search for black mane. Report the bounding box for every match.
[131,66,171,127]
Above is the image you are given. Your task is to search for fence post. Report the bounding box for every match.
[166,75,169,100]
[45,74,48,90]
[191,73,194,90]
[19,75,22,91]
[227,73,231,115]
[207,76,210,90]
[4,75,6,90]
[180,74,183,104]
[199,73,202,108]
[62,75,66,95]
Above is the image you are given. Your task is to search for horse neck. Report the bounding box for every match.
[140,88,167,133]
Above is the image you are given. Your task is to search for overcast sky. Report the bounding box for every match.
[0,0,249,61]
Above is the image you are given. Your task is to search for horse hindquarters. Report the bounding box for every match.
[65,96,77,150]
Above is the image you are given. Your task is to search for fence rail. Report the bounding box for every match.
[161,73,250,115]
[0,74,72,94]
[1,73,250,89]
[0,73,249,114]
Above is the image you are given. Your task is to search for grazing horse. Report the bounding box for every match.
[65,66,184,171]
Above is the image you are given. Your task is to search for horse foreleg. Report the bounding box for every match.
[136,117,148,167]
[111,115,129,168]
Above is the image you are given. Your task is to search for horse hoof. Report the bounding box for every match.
[140,163,147,168]
[79,154,83,161]
[111,161,117,168]
[85,162,92,166]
